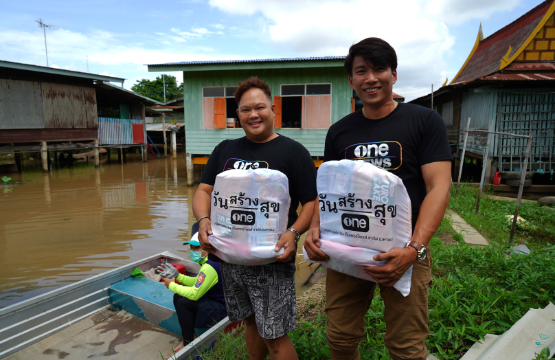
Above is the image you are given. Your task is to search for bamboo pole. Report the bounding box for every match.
[475,119,494,214]
[509,131,533,244]
[456,117,471,195]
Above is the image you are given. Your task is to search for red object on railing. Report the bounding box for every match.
[170,263,186,275]
[493,172,502,185]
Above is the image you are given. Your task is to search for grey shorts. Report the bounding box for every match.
[220,261,296,339]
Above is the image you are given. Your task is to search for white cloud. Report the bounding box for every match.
[100,71,115,77]
[208,0,517,100]
[192,27,210,35]
[171,36,187,42]
[0,27,234,77]
[211,23,225,30]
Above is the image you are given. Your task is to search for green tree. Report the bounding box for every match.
[131,74,183,103]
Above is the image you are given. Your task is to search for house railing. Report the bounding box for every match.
[98,117,143,145]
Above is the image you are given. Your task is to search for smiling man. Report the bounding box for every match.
[192,77,317,360]
[304,38,453,360]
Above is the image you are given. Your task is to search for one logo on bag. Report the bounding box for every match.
[344,141,402,170]
[231,210,256,225]
[224,158,269,171]
[341,213,369,232]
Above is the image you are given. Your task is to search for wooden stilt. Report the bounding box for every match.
[15,152,23,173]
[163,113,167,158]
[53,151,59,169]
[118,147,122,164]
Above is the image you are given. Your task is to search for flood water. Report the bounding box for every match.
[0,156,316,308]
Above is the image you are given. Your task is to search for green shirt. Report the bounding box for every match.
[168,258,219,301]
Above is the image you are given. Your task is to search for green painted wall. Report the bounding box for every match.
[183,67,351,156]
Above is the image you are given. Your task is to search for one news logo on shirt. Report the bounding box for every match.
[231,210,256,225]
[224,158,269,171]
[341,213,369,232]
[344,141,402,170]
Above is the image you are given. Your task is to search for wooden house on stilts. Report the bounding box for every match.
[147,56,357,185]
[411,0,555,192]
[0,61,161,172]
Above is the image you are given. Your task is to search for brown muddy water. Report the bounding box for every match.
[0,156,315,308]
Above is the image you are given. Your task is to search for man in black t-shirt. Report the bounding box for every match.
[193,76,317,360]
[304,38,452,360]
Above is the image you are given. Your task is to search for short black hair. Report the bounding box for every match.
[234,76,272,104]
[344,37,397,76]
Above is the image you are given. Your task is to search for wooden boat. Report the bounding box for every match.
[0,251,237,360]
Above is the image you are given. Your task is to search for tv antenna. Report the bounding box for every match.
[35,18,54,66]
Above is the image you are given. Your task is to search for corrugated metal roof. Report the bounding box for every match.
[96,82,163,105]
[481,72,555,80]
[0,60,126,84]
[147,56,345,66]
[452,0,552,84]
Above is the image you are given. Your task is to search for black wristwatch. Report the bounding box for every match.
[287,228,301,242]
[405,241,427,261]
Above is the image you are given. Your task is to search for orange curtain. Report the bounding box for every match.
[273,96,282,128]
[214,98,226,129]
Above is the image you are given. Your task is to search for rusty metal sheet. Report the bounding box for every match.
[0,79,44,129]
[42,83,98,129]
[83,87,98,128]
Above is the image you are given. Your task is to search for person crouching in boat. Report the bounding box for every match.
[159,224,227,353]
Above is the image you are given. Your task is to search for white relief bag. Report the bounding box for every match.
[303,160,413,296]
[209,168,291,265]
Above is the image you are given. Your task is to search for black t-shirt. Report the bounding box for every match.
[200,135,318,262]
[324,103,453,225]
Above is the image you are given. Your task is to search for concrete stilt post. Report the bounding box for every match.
[93,140,100,167]
[171,132,177,158]
[41,141,49,173]
[186,152,193,186]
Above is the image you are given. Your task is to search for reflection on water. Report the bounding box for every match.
[0,156,315,308]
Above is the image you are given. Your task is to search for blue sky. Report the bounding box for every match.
[0,0,546,101]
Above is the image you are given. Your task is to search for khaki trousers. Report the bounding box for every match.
[326,247,432,360]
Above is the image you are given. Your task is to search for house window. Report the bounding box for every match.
[202,86,239,129]
[278,84,332,129]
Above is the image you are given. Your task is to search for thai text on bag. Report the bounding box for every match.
[209,168,291,265]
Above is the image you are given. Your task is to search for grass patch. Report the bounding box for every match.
[450,184,555,245]
[200,187,555,359]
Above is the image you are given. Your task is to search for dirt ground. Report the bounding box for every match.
[296,275,327,324]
